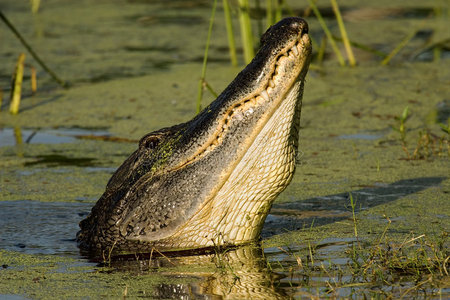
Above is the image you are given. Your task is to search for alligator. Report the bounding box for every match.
[77,17,312,256]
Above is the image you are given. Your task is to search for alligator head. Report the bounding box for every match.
[77,17,312,256]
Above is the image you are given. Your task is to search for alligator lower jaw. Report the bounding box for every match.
[156,81,304,250]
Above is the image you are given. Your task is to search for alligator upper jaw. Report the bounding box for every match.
[168,18,312,172]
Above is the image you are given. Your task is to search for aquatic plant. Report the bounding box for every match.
[307,0,346,66]
[391,107,449,160]
[196,0,219,113]
[223,0,238,66]
[266,211,449,298]
[238,0,255,64]
[0,10,67,89]
[330,0,356,66]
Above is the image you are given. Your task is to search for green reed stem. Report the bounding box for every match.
[274,0,283,23]
[223,0,238,66]
[238,0,254,64]
[317,35,327,65]
[307,0,346,66]
[30,0,41,14]
[0,10,68,88]
[330,0,356,66]
[266,0,274,28]
[205,82,218,98]
[331,35,387,58]
[381,29,417,65]
[196,0,218,114]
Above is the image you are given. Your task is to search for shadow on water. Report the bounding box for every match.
[4,95,64,113]
[263,176,446,238]
[23,154,98,167]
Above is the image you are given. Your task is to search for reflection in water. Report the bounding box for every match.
[13,126,23,157]
[0,127,111,147]
[108,245,287,299]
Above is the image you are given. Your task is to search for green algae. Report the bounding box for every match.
[0,250,181,299]
[0,0,449,298]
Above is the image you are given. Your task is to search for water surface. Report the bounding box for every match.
[0,0,449,298]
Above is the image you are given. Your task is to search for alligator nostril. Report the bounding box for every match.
[300,22,309,35]
[289,18,308,35]
[302,25,308,35]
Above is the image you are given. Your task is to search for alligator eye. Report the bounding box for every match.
[139,135,160,149]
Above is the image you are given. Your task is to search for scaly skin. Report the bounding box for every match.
[77,17,312,257]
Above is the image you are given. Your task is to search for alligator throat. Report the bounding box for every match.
[77,17,312,256]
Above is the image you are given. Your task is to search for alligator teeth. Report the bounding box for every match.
[261,90,269,102]
[291,45,299,56]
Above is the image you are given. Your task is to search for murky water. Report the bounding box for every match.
[1,0,449,298]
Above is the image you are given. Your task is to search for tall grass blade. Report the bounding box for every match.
[307,0,346,66]
[238,0,254,64]
[223,0,238,66]
[330,0,356,66]
[196,0,218,113]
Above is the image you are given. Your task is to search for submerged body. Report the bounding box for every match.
[77,17,312,256]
